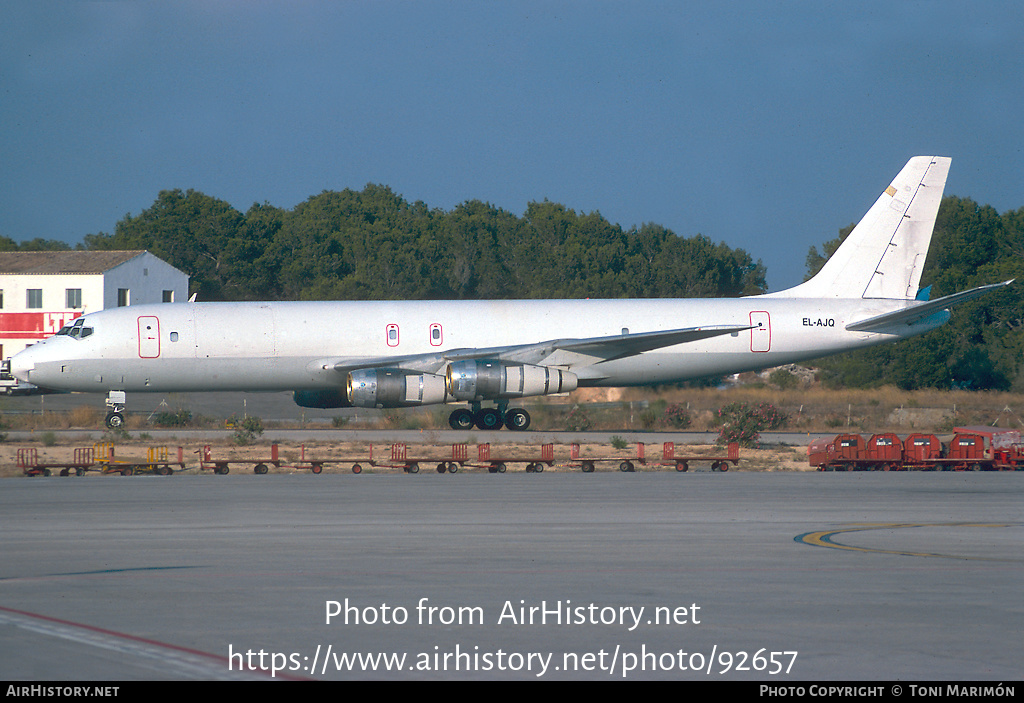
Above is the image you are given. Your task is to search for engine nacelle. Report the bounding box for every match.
[346,368,449,408]
[445,360,578,401]
[293,389,351,409]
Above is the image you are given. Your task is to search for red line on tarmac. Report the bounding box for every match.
[0,604,308,681]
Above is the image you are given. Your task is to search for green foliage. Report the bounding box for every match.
[804,223,854,280]
[565,406,592,432]
[15,238,74,252]
[715,402,789,447]
[639,409,659,429]
[823,413,845,428]
[151,408,193,427]
[610,435,628,450]
[769,369,799,390]
[230,415,264,445]
[81,185,766,302]
[663,403,692,429]
[101,428,131,442]
[0,236,74,252]
[86,189,246,300]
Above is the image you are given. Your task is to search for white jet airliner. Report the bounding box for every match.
[9,156,1011,430]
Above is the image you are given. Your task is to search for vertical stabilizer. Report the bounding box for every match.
[768,156,951,300]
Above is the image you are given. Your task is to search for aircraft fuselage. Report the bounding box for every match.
[11,296,944,394]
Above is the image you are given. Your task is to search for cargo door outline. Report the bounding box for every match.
[138,316,160,358]
[750,311,770,352]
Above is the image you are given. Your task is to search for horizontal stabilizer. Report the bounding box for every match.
[846,280,1014,332]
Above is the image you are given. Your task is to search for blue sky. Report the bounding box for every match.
[2,1,1021,291]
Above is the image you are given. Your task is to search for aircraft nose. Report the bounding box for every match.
[9,349,36,382]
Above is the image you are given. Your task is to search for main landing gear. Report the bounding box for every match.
[448,402,530,431]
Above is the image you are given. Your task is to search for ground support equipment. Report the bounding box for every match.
[86,442,182,476]
[284,444,370,474]
[368,443,467,474]
[198,444,282,475]
[568,442,648,473]
[809,430,1024,471]
[17,447,100,477]
[659,442,740,472]
[466,443,555,473]
[137,446,187,475]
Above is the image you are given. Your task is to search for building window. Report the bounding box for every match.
[0,289,4,309]
[27,289,42,309]
[162,290,174,303]
[117,289,130,307]
[66,289,82,309]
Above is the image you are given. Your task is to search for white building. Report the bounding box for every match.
[0,250,188,358]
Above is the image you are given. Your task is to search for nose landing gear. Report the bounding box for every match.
[105,391,127,429]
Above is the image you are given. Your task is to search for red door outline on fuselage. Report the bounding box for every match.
[138,316,160,358]
[750,311,770,352]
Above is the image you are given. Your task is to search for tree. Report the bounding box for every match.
[86,189,244,300]
[804,223,854,280]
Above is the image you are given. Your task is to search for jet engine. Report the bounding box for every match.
[445,360,577,401]
[346,368,449,408]
[293,389,350,409]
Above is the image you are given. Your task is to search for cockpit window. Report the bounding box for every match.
[66,318,93,339]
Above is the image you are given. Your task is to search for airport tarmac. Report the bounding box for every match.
[0,472,1020,681]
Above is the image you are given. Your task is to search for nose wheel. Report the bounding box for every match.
[105,391,127,429]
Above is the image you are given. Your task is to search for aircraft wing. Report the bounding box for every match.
[320,324,751,375]
[846,280,1014,332]
[447,324,753,366]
